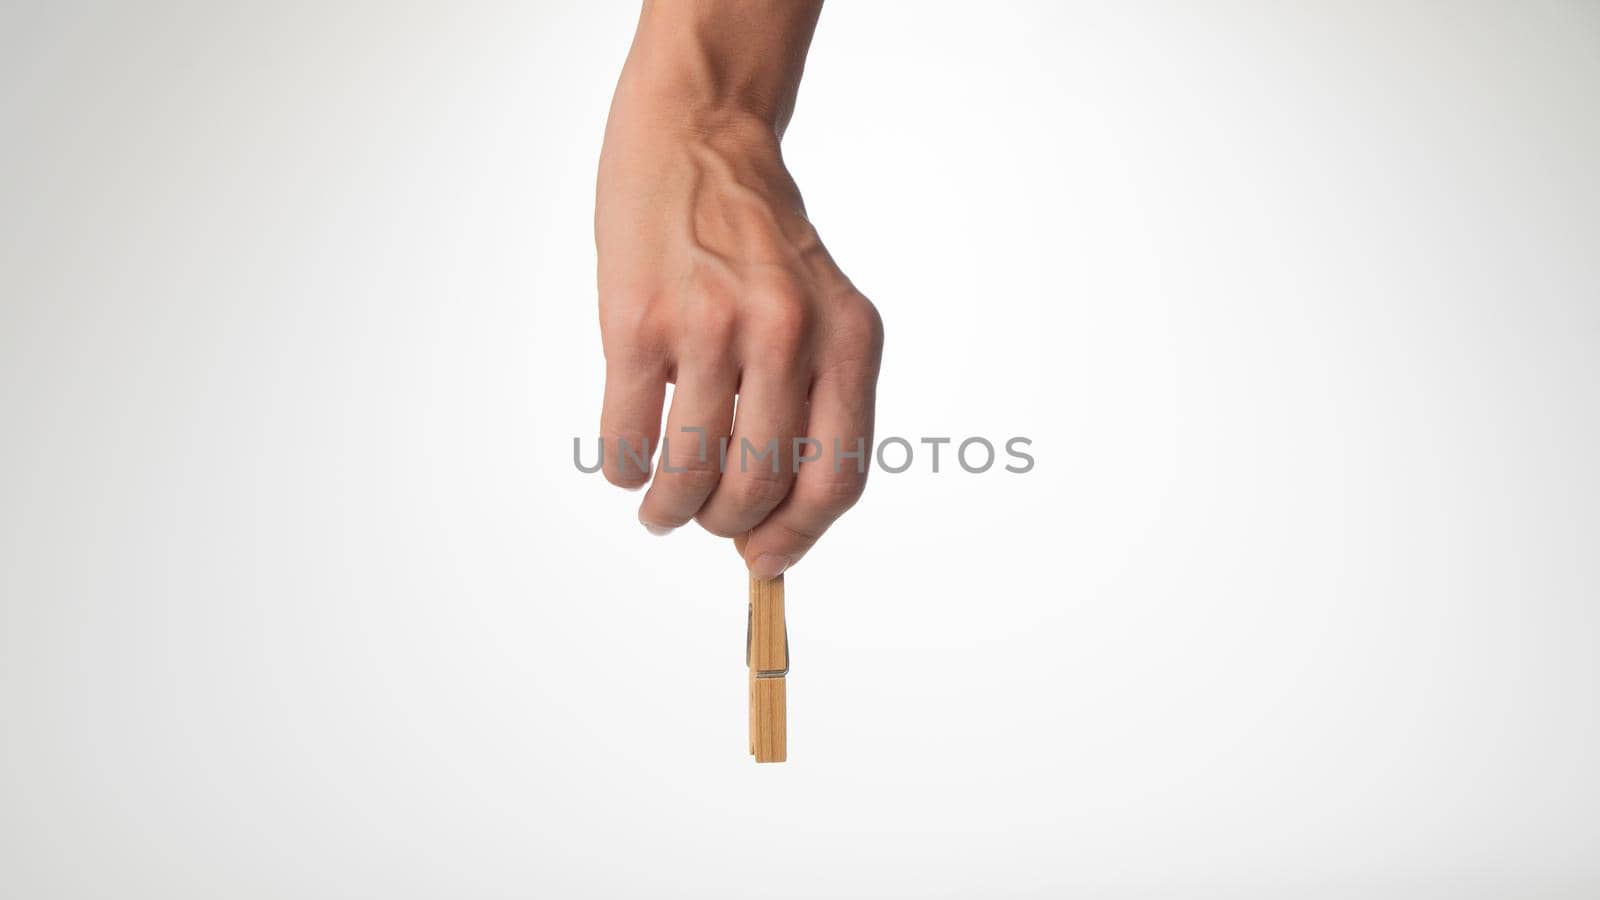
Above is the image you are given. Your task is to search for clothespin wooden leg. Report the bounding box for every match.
[748,574,787,763]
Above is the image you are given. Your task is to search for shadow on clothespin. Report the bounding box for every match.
[747,574,787,763]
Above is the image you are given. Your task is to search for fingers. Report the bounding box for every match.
[599,355,666,490]
[695,364,809,538]
[740,318,881,577]
[601,282,882,575]
[637,361,737,533]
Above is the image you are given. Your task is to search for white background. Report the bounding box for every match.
[3,2,1598,897]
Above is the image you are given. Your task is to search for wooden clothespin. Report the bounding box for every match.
[747,574,787,763]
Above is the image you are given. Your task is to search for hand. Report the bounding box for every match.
[595,68,882,579]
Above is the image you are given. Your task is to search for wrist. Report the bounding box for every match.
[615,0,822,136]
[610,71,784,144]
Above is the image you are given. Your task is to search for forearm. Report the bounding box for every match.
[611,0,824,137]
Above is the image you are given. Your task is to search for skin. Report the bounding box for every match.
[596,0,882,579]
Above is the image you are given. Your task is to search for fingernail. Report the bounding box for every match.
[643,522,674,536]
[750,553,790,580]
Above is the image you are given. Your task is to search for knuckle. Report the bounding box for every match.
[696,517,737,538]
[659,456,722,493]
[807,471,867,514]
[857,298,886,350]
[696,517,742,539]
[832,296,884,360]
[771,519,823,547]
[684,299,738,347]
[734,466,792,508]
[600,297,656,343]
[749,290,816,352]
[602,329,666,370]
[665,448,720,475]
